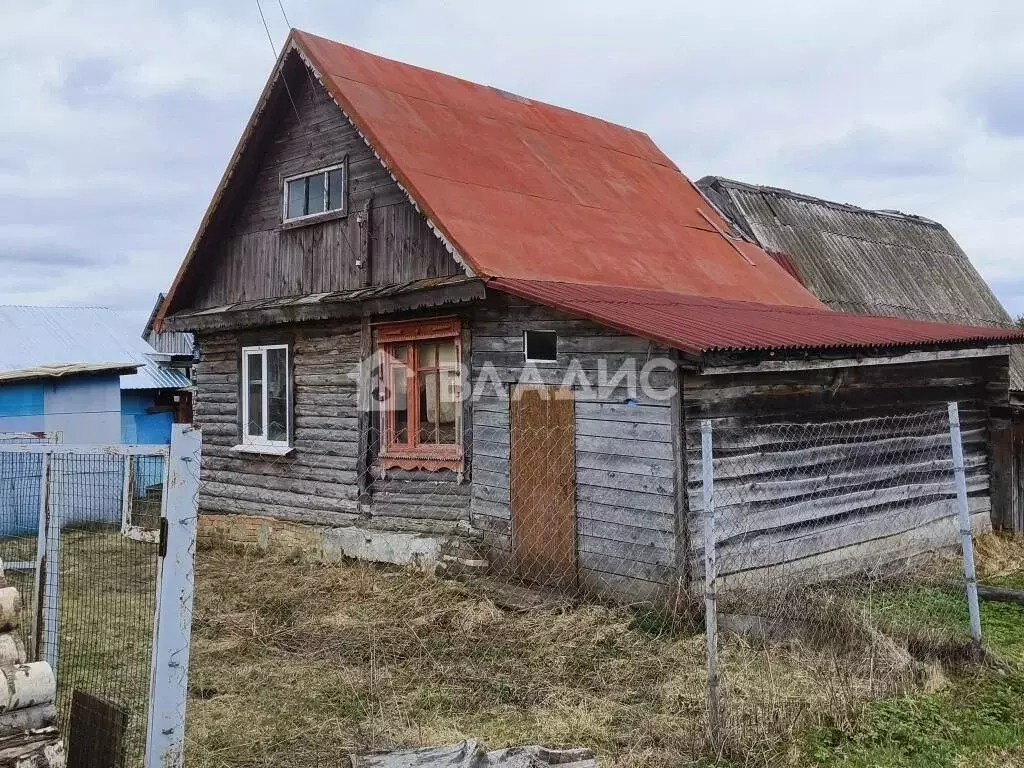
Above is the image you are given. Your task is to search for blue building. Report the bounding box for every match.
[0,306,192,534]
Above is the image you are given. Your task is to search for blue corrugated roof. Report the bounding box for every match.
[0,306,191,391]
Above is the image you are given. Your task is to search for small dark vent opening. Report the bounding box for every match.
[524,330,557,361]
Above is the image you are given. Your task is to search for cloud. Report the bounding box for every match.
[790,126,960,179]
[1,0,1023,327]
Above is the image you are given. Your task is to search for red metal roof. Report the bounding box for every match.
[294,30,823,309]
[160,32,1022,358]
[489,278,1024,355]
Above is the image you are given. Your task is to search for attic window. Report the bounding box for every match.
[283,164,345,222]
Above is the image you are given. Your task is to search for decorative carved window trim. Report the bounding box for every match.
[375,318,463,472]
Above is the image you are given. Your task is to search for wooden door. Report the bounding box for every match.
[510,386,577,587]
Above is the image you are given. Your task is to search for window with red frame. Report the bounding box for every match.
[377,319,462,470]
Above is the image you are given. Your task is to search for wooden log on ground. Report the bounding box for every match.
[0,705,57,737]
[0,635,25,667]
[0,664,56,714]
[0,589,21,632]
[0,728,64,768]
[977,584,1024,606]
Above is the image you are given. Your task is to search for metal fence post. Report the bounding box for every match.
[31,453,59,672]
[947,402,982,655]
[701,419,722,736]
[145,425,201,768]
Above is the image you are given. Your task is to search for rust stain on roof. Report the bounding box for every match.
[489,278,1024,355]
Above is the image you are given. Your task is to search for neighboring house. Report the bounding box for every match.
[697,176,1024,531]
[143,293,196,423]
[158,30,1022,602]
[0,306,191,534]
[0,306,191,444]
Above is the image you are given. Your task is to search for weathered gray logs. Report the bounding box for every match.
[0,664,56,714]
[0,728,64,768]
[0,706,56,735]
[0,635,25,667]
[0,590,20,633]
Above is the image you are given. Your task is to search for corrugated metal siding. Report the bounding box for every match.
[489,278,1024,355]
[144,329,195,357]
[0,306,190,391]
[698,177,1024,388]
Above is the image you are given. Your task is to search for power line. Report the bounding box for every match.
[276,0,292,29]
[254,0,302,123]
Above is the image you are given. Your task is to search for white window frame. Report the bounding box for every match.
[281,163,346,223]
[523,329,558,363]
[239,344,291,451]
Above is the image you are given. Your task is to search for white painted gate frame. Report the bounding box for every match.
[0,424,202,768]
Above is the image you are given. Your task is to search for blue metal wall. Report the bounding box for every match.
[0,374,126,536]
[121,391,172,493]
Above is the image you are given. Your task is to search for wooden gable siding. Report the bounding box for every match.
[469,293,681,603]
[186,53,461,311]
[684,355,1006,586]
[193,321,468,533]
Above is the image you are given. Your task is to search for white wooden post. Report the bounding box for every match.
[145,425,201,768]
[947,402,983,655]
[701,420,722,734]
[120,455,134,536]
[31,454,58,672]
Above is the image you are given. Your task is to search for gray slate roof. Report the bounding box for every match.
[697,176,1024,391]
[0,306,191,390]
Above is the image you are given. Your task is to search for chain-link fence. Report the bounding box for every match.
[698,404,983,756]
[0,430,201,768]
[0,431,61,651]
[187,397,988,766]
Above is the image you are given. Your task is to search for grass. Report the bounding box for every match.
[793,534,1024,767]
[802,673,1024,768]
[185,542,1004,768]
[4,529,1023,767]
[187,544,714,768]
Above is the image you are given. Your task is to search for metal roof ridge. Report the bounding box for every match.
[704,175,945,227]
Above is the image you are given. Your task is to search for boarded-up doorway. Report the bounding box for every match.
[510,385,576,587]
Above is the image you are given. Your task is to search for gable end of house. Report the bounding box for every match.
[162,44,469,321]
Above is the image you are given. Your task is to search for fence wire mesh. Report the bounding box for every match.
[0,431,60,651]
[700,407,980,755]
[0,447,167,768]
[186,393,991,768]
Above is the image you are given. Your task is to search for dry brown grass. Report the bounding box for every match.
[975,532,1024,580]
[186,541,939,768]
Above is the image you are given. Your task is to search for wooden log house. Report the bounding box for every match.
[698,176,1024,532]
[159,30,1024,603]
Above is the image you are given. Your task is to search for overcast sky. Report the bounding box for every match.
[2,0,1023,330]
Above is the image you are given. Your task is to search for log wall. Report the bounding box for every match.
[193,322,468,533]
[684,355,1007,586]
[469,295,680,603]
